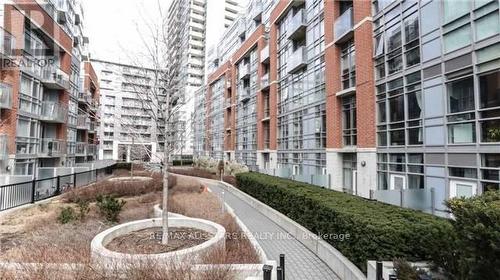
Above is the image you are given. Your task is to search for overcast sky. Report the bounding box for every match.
[82,0,170,64]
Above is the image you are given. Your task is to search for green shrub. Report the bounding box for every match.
[57,207,76,224]
[172,159,194,166]
[76,199,90,220]
[96,195,126,223]
[444,190,500,279]
[235,172,454,272]
[393,258,430,280]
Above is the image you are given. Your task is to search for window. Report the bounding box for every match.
[407,91,422,119]
[479,71,500,109]
[448,123,476,143]
[389,95,404,122]
[404,14,419,43]
[449,167,478,179]
[450,180,477,198]
[342,95,357,146]
[387,53,403,74]
[421,0,440,34]
[374,34,384,57]
[386,23,402,52]
[422,39,441,62]
[475,12,500,41]
[340,40,356,89]
[444,0,470,23]
[448,77,475,113]
[444,24,472,53]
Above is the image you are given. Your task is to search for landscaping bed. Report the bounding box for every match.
[0,167,260,278]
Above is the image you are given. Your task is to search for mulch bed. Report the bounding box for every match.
[106,227,213,254]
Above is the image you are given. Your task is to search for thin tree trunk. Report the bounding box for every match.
[162,90,171,245]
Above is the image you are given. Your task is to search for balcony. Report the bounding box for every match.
[87,144,97,156]
[226,79,232,89]
[41,66,70,90]
[261,73,270,90]
[89,121,98,133]
[77,114,91,130]
[260,45,270,64]
[89,100,99,112]
[287,46,307,74]
[38,139,66,158]
[0,27,15,59]
[239,63,250,80]
[238,87,251,102]
[250,0,263,20]
[334,7,354,44]
[40,102,67,123]
[0,134,7,160]
[288,9,307,41]
[224,97,232,109]
[0,83,13,110]
[75,142,87,156]
[78,91,92,104]
[263,106,270,120]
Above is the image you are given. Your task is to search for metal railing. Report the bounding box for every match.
[0,162,117,212]
[261,73,270,89]
[334,7,354,42]
[76,142,87,155]
[0,27,15,58]
[260,44,269,63]
[0,134,7,161]
[238,87,251,102]
[0,83,13,109]
[40,101,67,123]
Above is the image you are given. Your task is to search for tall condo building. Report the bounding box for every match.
[91,59,163,163]
[166,0,245,157]
[0,0,99,184]
[193,0,500,217]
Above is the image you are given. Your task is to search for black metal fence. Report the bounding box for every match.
[0,164,115,212]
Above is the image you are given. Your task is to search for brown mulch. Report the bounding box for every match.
[105,227,213,254]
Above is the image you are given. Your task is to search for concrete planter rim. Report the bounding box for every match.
[107,176,153,182]
[91,217,226,261]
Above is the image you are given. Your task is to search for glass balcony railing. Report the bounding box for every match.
[287,46,307,74]
[260,44,269,63]
[334,7,354,43]
[42,65,70,90]
[224,97,232,108]
[76,142,87,155]
[0,27,15,58]
[238,87,251,102]
[77,114,91,130]
[78,91,92,104]
[239,63,250,80]
[0,83,13,110]
[38,139,66,157]
[288,9,307,40]
[261,73,270,89]
[40,101,67,123]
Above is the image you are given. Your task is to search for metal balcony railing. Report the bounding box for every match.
[87,144,97,155]
[287,46,307,74]
[224,97,232,109]
[75,142,87,155]
[0,83,13,110]
[40,101,67,123]
[334,7,354,43]
[38,139,66,157]
[0,27,15,58]
[263,107,270,119]
[288,9,307,40]
[261,73,270,90]
[77,114,91,130]
[78,91,92,104]
[42,65,70,90]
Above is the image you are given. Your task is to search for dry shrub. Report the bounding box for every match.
[222,175,237,186]
[169,167,217,180]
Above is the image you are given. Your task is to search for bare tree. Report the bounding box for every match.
[105,1,194,245]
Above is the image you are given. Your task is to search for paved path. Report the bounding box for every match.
[202,179,340,280]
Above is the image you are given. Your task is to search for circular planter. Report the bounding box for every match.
[108,176,152,183]
[91,217,225,267]
[153,204,186,218]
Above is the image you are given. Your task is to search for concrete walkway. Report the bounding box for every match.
[202,179,340,280]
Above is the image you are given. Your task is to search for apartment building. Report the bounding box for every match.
[91,59,163,163]
[166,0,245,156]
[194,0,500,216]
[0,0,98,183]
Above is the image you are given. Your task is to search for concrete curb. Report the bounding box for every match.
[152,204,187,218]
[90,217,226,267]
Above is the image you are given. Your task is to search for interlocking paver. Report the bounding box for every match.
[204,180,340,280]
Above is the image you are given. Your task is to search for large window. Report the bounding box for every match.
[444,24,472,53]
[342,95,356,146]
[475,11,500,41]
[340,40,356,89]
[444,0,470,24]
[479,71,500,143]
[448,77,475,113]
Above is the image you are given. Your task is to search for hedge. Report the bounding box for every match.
[235,172,455,272]
[172,159,194,166]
